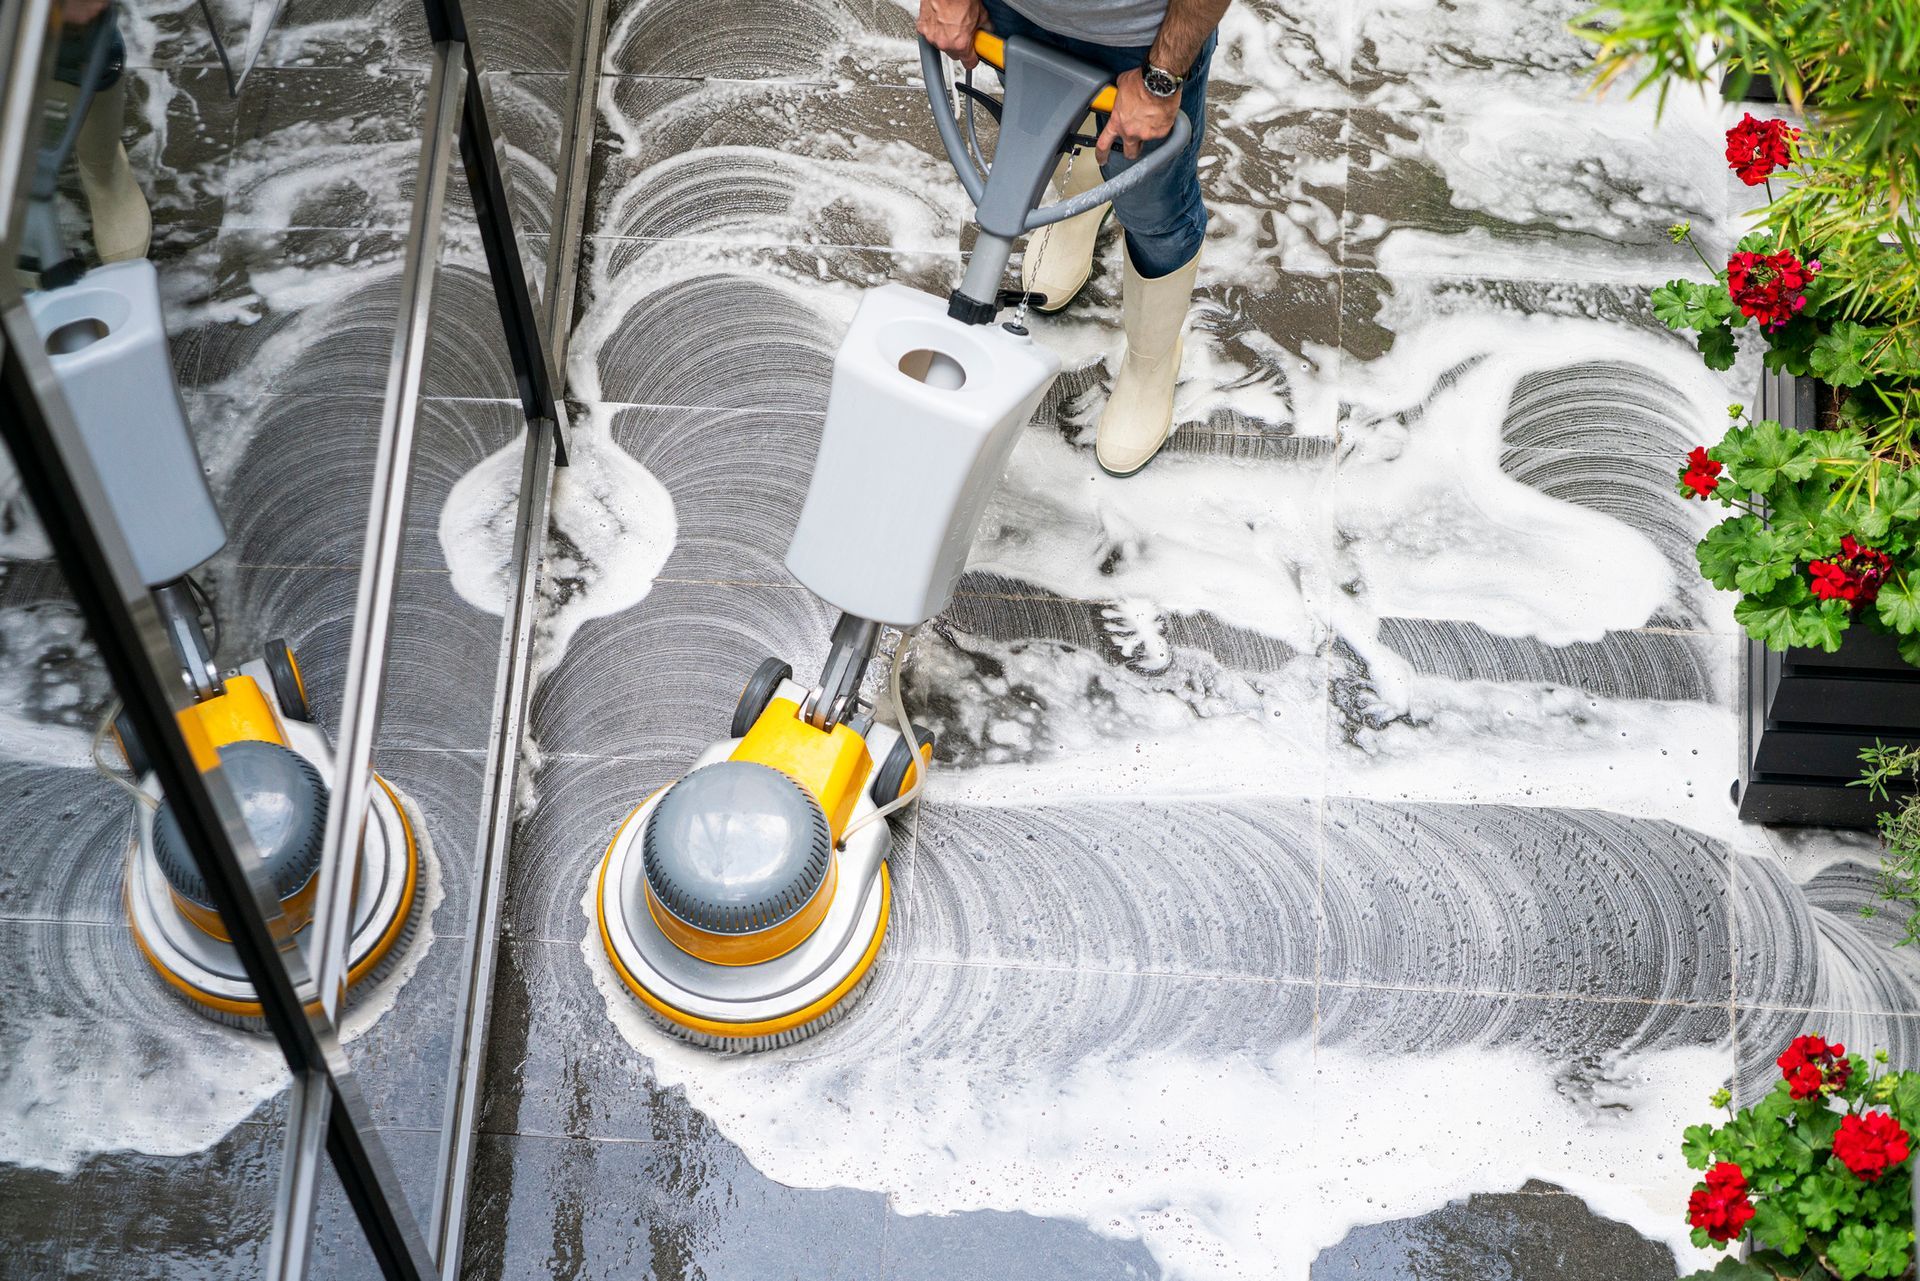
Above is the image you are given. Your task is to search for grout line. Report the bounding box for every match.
[580,229,969,258]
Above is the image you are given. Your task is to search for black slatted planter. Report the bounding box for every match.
[1735,368,1920,826]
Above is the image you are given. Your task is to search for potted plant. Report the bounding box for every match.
[1578,0,1920,824]
[1679,1035,1915,1280]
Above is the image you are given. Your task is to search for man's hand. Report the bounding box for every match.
[1095,68,1180,164]
[917,0,987,68]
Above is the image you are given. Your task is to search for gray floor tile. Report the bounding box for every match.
[602,0,873,81]
[906,797,1320,981]
[1319,981,1730,1060]
[0,1117,280,1280]
[569,237,960,411]
[916,593,1329,792]
[1348,0,1630,111]
[1734,843,1920,1017]
[1342,104,1727,284]
[462,1129,887,1281]
[588,75,959,247]
[1309,1181,1679,1281]
[226,67,428,234]
[527,578,840,774]
[880,1206,1164,1280]
[182,227,524,399]
[194,564,506,753]
[595,403,823,585]
[184,393,521,571]
[1319,799,1732,1002]
[478,937,674,1141]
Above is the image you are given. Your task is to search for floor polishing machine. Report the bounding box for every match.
[594,33,1190,1050]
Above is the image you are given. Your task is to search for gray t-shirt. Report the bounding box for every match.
[1000,0,1168,48]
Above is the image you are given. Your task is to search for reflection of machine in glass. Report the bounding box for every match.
[114,608,422,1032]
[18,59,422,1031]
[593,34,1189,1052]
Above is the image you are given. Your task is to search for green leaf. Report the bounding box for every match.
[1733,527,1805,594]
[1698,323,1739,370]
[1682,1122,1718,1169]
[1656,279,1738,333]
[1697,515,1769,592]
[1738,231,1775,254]
[1749,1196,1808,1255]
[1878,574,1920,635]
[1811,320,1880,388]
[1793,1166,1860,1231]
[1830,1222,1877,1279]
[1830,1219,1915,1279]
[1802,1105,1844,1150]
[1654,280,1701,330]
[1678,1260,1777,1280]
[1716,420,1820,493]
[1848,469,1920,542]
[1866,1221,1913,1279]
[1893,1070,1920,1120]
[1900,633,1920,669]
[1737,583,1851,653]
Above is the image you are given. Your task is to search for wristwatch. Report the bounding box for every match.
[1141,60,1184,98]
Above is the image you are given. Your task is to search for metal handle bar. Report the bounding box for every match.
[918,33,1193,235]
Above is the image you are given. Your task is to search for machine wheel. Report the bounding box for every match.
[265,639,312,722]
[731,658,792,739]
[870,728,935,807]
[113,709,150,778]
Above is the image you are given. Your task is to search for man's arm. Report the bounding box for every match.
[1096,0,1231,163]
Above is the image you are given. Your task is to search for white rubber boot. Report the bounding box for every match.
[1020,116,1106,313]
[1096,244,1201,477]
[61,76,151,263]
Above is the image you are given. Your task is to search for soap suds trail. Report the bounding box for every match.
[0,785,445,1173]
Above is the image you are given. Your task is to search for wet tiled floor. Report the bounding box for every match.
[7,0,1920,1277]
[481,0,1920,1276]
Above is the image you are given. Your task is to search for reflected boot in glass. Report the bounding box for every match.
[53,76,151,264]
[1095,243,1201,477]
[1019,117,1106,312]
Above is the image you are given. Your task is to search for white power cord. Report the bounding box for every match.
[837,625,928,850]
[92,698,157,809]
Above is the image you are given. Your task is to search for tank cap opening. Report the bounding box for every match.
[897,348,967,390]
[45,317,109,355]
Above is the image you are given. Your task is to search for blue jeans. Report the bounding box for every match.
[979,0,1211,278]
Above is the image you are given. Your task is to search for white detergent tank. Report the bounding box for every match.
[785,283,1060,627]
[25,259,224,586]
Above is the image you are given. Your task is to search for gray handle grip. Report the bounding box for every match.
[918,36,1194,235]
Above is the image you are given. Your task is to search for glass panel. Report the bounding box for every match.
[4,0,594,1267]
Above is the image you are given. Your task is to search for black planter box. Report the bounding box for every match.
[1736,369,1920,827]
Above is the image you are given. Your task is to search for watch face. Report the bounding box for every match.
[1143,66,1179,97]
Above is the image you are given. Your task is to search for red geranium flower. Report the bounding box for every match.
[1727,250,1815,330]
[1687,1161,1756,1242]
[1679,446,1722,499]
[1777,1034,1852,1097]
[1834,1111,1911,1182]
[1726,113,1799,186]
[1807,538,1892,609]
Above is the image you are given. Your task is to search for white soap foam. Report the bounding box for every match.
[437,407,677,677]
